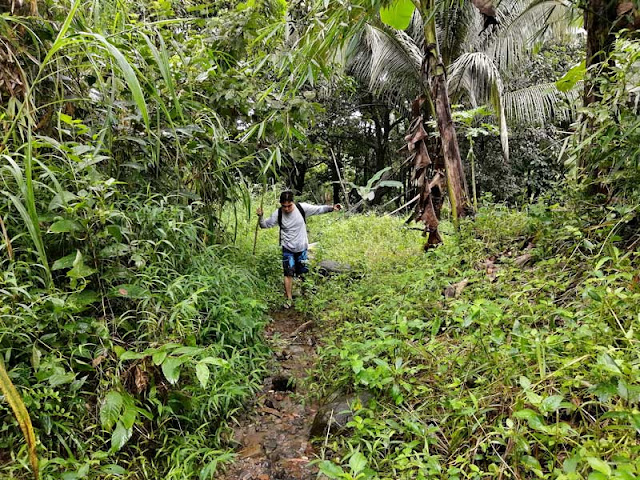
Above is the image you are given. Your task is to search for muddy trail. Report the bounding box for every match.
[219,308,320,480]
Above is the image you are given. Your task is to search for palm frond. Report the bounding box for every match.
[437,0,476,65]
[504,81,580,124]
[407,9,425,51]
[468,0,578,71]
[449,52,509,160]
[348,24,424,107]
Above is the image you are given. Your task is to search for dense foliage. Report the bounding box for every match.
[0,0,639,478]
[302,203,639,479]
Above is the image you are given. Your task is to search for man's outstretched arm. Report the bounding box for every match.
[300,203,342,217]
[257,208,278,228]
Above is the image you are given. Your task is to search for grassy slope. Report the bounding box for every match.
[299,205,640,480]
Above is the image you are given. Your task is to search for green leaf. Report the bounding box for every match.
[67,251,97,280]
[84,33,149,129]
[587,473,608,480]
[380,0,415,30]
[106,225,123,242]
[99,243,129,258]
[556,61,585,92]
[161,357,184,385]
[111,421,132,451]
[52,252,77,270]
[521,455,543,477]
[348,451,367,474]
[586,457,611,476]
[48,190,78,210]
[200,357,228,367]
[152,350,167,366]
[120,351,146,361]
[112,284,148,299]
[121,404,137,429]
[48,372,76,386]
[100,391,123,430]
[540,395,564,414]
[318,460,345,479]
[49,219,83,233]
[101,464,126,475]
[196,363,210,389]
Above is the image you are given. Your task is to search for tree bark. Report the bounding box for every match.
[289,160,307,194]
[584,0,619,106]
[422,1,471,223]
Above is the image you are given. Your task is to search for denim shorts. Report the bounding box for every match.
[282,248,309,277]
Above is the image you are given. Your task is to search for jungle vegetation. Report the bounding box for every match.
[0,0,639,478]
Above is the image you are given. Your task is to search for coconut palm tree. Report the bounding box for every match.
[341,0,580,246]
[349,0,581,163]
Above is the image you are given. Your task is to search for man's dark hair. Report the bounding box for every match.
[280,191,294,203]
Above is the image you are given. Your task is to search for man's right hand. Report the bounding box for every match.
[256,207,263,217]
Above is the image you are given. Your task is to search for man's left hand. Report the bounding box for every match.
[333,204,343,211]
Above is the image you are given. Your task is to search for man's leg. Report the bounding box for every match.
[294,250,309,297]
[284,275,294,301]
[282,248,296,305]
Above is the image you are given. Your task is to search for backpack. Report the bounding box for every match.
[278,202,306,246]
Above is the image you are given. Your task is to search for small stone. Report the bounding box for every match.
[309,392,373,438]
[317,260,353,276]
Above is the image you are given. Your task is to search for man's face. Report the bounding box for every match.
[281,201,295,213]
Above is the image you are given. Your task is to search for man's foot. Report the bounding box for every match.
[283,299,293,309]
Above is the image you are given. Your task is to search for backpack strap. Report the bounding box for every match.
[278,202,307,246]
[295,202,306,223]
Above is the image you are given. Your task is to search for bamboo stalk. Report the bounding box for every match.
[253,187,265,255]
[0,215,13,261]
[330,148,350,210]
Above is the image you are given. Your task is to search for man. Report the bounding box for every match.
[257,191,342,308]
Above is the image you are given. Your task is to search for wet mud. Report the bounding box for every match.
[218,309,319,480]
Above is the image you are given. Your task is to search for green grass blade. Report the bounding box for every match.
[0,359,39,479]
[84,32,150,129]
[141,31,184,121]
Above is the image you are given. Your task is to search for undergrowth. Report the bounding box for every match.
[0,189,272,479]
[301,202,640,480]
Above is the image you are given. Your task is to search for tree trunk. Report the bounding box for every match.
[289,161,307,194]
[406,96,444,249]
[422,2,471,223]
[584,0,619,106]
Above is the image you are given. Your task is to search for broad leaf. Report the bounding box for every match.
[67,251,96,280]
[49,219,83,233]
[112,284,148,299]
[100,391,123,430]
[349,451,367,474]
[586,457,611,476]
[317,460,345,479]
[380,0,415,30]
[556,61,585,92]
[161,357,185,384]
[52,252,77,270]
[196,363,210,389]
[111,421,132,451]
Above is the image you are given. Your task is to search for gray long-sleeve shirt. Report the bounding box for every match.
[259,203,333,252]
